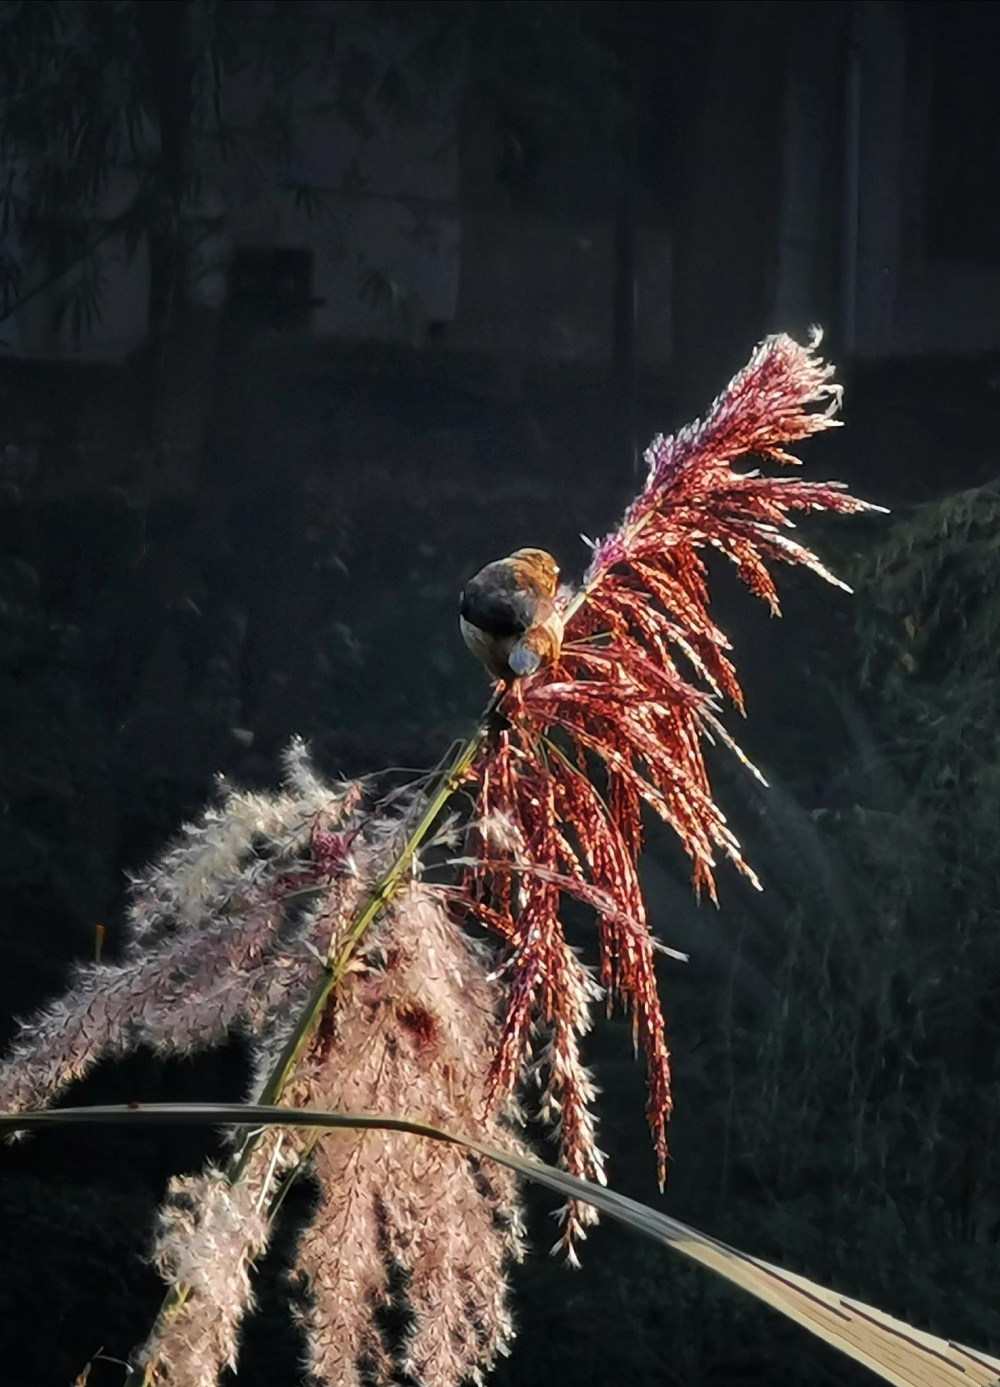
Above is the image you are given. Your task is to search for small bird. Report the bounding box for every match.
[459,547,564,681]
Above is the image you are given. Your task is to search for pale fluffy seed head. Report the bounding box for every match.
[1,746,526,1387]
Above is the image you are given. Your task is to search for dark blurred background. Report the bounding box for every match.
[3,1,1000,1383]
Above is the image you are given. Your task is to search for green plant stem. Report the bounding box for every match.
[123,722,488,1387]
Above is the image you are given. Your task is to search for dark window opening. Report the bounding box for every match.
[227,247,319,331]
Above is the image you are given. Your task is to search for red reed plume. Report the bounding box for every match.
[454,332,880,1250]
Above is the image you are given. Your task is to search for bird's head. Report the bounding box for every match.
[509,548,560,597]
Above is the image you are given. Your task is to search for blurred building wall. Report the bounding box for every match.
[773,0,1000,359]
[5,1,1000,370]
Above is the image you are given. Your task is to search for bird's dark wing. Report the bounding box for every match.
[460,562,536,637]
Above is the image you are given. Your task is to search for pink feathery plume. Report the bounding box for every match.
[0,765,367,1117]
[0,740,526,1387]
[284,884,525,1387]
[457,332,881,1228]
[143,1151,275,1387]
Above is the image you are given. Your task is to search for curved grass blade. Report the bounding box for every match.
[3,1102,997,1387]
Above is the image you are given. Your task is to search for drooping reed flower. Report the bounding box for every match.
[0,740,368,1116]
[138,881,525,1387]
[456,332,880,1243]
[145,1152,274,1386]
[0,744,524,1387]
[285,885,524,1387]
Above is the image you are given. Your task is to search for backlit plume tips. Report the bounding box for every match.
[457,331,878,1199]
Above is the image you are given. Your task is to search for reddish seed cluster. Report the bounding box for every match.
[311,822,362,874]
[457,333,879,1207]
[272,821,361,901]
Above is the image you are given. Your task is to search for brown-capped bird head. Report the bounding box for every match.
[508,547,561,598]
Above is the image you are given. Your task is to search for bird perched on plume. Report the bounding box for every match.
[460,548,564,681]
